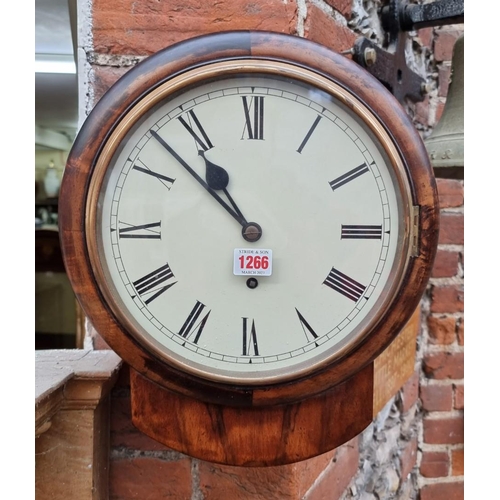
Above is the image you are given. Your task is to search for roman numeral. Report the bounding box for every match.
[133,263,176,305]
[178,110,214,151]
[329,163,369,191]
[118,221,161,239]
[295,308,319,342]
[341,224,382,240]
[297,115,322,153]
[178,301,211,344]
[323,267,366,302]
[241,96,264,140]
[133,159,175,189]
[242,318,259,356]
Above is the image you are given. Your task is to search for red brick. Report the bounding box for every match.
[434,29,463,62]
[400,370,419,413]
[400,436,417,479]
[420,384,453,411]
[93,0,298,55]
[431,250,459,278]
[438,213,464,245]
[438,63,452,97]
[451,448,464,475]
[200,463,294,499]
[110,456,192,499]
[434,99,446,124]
[323,0,352,17]
[457,318,464,346]
[423,416,464,445]
[436,179,464,208]
[420,450,449,478]
[304,437,359,500]
[420,480,464,500]
[417,27,433,49]
[295,449,337,497]
[430,285,464,314]
[427,315,457,345]
[454,384,464,410]
[199,449,334,499]
[414,96,431,128]
[422,352,464,380]
[304,4,357,53]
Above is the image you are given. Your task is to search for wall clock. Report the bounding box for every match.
[60,31,438,465]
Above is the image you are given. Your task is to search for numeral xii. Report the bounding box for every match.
[242,96,264,140]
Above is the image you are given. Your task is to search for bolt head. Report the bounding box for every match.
[420,82,432,95]
[364,48,377,66]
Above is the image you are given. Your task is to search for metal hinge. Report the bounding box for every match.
[351,0,464,104]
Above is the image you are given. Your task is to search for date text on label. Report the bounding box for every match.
[233,249,273,276]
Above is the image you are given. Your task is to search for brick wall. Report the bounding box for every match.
[79,1,464,498]
[414,24,464,500]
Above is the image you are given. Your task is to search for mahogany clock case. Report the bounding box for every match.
[59,31,439,408]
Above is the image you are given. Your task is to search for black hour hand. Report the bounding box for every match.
[150,129,262,242]
[199,150,229,190]
[197,151,262,242]
[198,150,245,220]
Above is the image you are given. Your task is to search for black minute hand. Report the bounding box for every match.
[150,129,246,226]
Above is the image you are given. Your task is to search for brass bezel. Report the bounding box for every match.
[86,59,414,385]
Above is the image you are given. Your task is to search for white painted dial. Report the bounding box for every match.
[91,68,409,384]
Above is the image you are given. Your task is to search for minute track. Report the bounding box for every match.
[92,68,409,382]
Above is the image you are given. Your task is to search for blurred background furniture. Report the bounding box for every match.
[35,227,84,349]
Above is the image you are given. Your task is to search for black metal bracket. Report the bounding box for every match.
[352,0,464,104]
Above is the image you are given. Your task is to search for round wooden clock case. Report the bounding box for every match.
[59,31,439,465]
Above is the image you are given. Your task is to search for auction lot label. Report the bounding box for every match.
[233,248,273,276]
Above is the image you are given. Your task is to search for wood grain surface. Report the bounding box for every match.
[59,31,438,462]
[130,363,374,466]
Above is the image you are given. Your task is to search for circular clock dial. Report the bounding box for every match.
[88,62,411,384]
